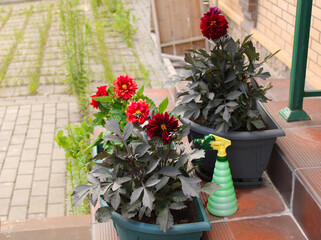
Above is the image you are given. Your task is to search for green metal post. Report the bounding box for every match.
[279,0,312,122]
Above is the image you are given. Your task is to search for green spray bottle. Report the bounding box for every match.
[195,134,238,217]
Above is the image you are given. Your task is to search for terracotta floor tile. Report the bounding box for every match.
[263,98,321,129]
[276,127,321,169]
[201,183,285,222]
[202,222,234,240]
[228,215,306,240]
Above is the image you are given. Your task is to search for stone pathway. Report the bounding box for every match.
[0,0,169,222]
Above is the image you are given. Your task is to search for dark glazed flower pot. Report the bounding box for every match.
[180,101,285,188]
[100,197,211,240]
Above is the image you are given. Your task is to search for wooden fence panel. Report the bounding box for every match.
[152,0,206,56]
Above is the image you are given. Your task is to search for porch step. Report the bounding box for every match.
[0,215,91,240]
[261,78,321,240]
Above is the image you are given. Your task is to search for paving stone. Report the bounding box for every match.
[51,160,66,173]
[38,143,53,154]
[18,107,31,116]
[10,134,26,144]
[50,173,65,187]
[31,181,49,196]
[0,139,10,152]
[21,148,37,161]
[36,154,51,167]
[27,213,46,219]
[8,206,27,220]
[0,152,5,163]
[0,183,14,198]
[56,118,68,128]
[26,128,41,139]
[40,133,54,143]
[16,116,30,125]
[43,114,56,123]
[52,148,65,160]
[28,119,43,129]
[11,189,30,206]
[42,123,55,133]
[18,162,35,174]
[47,203,64,217]
[4,113,17,121]
[13,125,28,135]
[34,167,50,181]
[3,156,20,169]
[28,196,47,214]
[0,198,10,215]
[6,144,23,157]
[15,175,33,189]
[1,121,15,130]
[30,111,43,120]
[31,104,43,112]
[0,168,17,182]
[44,107,56,115]
[48,187,65,204]
[0,130,13,140]
[24,138,40,150]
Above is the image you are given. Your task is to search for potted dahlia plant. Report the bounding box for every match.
[173,7,285,187]
[72,77,220,239]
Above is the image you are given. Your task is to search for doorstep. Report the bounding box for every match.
[260,78,321,240]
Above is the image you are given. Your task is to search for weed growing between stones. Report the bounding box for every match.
[56,118,95,215]
[0,6,33,84]
[59,0,91,115]
[29,4,53,94]
[91,0,114,83]
[0,7,12,30]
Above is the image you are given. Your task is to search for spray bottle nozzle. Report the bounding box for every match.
[195,134,231,157]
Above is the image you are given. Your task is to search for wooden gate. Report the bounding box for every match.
[151,0,206,56]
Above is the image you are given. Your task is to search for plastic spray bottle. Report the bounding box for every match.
[195,134,238,217]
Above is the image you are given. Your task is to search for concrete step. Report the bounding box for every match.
[0,215,91,240]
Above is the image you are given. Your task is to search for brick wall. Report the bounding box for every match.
[212,0,321,89]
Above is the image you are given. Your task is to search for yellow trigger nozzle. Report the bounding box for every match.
[208,135,231,157]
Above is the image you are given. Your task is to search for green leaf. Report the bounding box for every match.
[251,120,265,129]
[178,176,201,197]
[156,206,174,232]
[146,158,161,174]
[142,188,155,210]
[158,97,168,113]
[95,206,113,222]
[93,96,113,102]
[159,166,181,177]
[155,176,170,192]
[130,187,144,204]
[123,121,133,141]
[201,182,221,195]
[102,134,123,142]
[226,90,242,100]
[136,86,144,96]
[184,53,193,65]
[169,202,186,210]
[145,177,161,187]
[105,119,122,137]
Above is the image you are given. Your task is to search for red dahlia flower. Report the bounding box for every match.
[90,85,109,109]
[145,112,179,144]
[114,75,138,100]
[200,7,228,40]
[126,99,150,124]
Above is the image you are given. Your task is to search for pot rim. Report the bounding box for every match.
[108,197,211,235]
[179,101,285,141]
